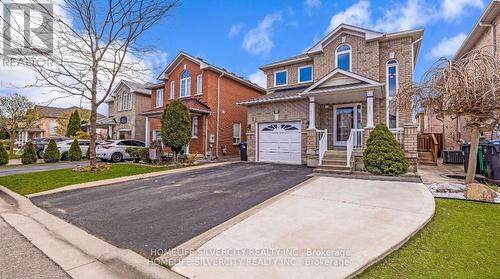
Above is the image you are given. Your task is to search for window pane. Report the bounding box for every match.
[197,75,202,94]
[192,117,198,138]
[299,66,312,82]
[170,81,175,99]
[388,100,397,129]
[388,65,397,97]
[233,123,241,144]
[337,44,350,52]
[337,53,350,71]
[275,71,287,86]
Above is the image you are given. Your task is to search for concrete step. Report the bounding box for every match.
[313,168,352,175]
[418,160,437,166]
[321,159,347,165]
[323,153,348,160]
[318,164,351,171]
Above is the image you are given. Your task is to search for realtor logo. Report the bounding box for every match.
[2,3,53,55]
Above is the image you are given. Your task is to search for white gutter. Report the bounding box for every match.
[216,72,224,158]
[479,22,497,57]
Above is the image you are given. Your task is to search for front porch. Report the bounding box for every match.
[302,74,418,173]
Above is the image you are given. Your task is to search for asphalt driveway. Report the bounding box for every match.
[32,163,312,256]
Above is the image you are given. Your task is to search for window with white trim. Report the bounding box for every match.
[191,116,199,138]
[232,123,241,145]
[180,70,191,97]
[336,44,351,71]
[156,89,164,108]
[119,92,132,111]
[50,120,57,135]
[170,81,175,99]
[298,65,313,83]
[274,70,287,86]
[386,60,398,129]
[196,74,203,95]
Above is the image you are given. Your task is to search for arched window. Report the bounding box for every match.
[180,70,191,97]
[336,44,351,71]
[386,60,398,129]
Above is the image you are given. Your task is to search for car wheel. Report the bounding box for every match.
[61,152,68,161]
[111,152,123,163]
[37,149,44,159]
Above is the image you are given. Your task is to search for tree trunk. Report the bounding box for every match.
[465,127,480,184]
[8,130,15,155]
[89,102,98,168]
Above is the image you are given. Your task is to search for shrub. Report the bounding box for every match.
[73,130,90,139]
[21,141,37,164]
[66,110,82,137]
[43,139,60,163]
[68,139,82,161]
[161,100,191,161]
[0,141,8,166]
[363,123,409,176]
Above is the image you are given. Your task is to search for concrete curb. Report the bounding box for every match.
[346,184,436,278]
[158,176,318,266]
[0,185,185,279]
[27,162,234,198]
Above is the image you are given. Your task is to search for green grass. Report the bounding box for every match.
[0,164,176,195]
[357,199,500,279]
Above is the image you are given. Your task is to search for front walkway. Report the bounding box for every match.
[172,177,435,279]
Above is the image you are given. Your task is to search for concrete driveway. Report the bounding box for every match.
[31,163,312,256]
[0,161,88,177]
[172,177,435,279]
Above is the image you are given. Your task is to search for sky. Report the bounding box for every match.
[0,0,489,113]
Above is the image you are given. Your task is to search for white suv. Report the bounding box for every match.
[96,139,145,162]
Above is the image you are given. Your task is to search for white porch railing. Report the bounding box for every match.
[317,129,328,165]
[390,128,404,147]
[346,129,364,167]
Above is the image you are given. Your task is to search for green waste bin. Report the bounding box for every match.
[462,144,487,176]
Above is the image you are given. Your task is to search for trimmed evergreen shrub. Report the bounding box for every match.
[363,123,409,176]
[161,100,191,161]
[66,110,81,137]
[0,141,8,166]
[21,141,37,164]
[43,139,60,163]
[68,139,82,161]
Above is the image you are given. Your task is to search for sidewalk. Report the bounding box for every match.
[0,197,68,278]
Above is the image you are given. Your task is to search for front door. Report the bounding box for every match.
[334,104,362,146]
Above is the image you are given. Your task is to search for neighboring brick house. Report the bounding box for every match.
[239,24,423,172]
[16,105,104,146]
[98,80,151,141]
[141,52,265,157]
[418,0,500,150]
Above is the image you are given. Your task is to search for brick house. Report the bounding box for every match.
[239,24,423,172]
[418,0,500,150]
[97,80,151,141]
[141,52,265,158]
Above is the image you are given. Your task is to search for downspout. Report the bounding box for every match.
[216,72,225,158]
[411,37,423,123]
[479,22,497,58]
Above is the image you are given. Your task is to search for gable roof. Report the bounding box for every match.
[307,24,424,54]
[141,98,212,115]
[35,105,105,119]
[302,68,383,94]
[156,51,265,93]
[105,80,150,103]
[454,0,500,60]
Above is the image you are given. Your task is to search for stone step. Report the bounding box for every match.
[418,160,437,166]
[323,153,347,160]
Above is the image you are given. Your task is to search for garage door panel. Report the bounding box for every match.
[258,122,301,165]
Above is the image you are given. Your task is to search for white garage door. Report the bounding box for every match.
[258,121,302,164]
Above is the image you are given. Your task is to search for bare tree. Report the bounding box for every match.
[0,93,40,154]
[0,0,179,168]
[399,47,500,184]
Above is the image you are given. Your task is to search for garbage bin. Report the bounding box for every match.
[484,143,500,180]
[462,144,487,175]
[239,141,247,161]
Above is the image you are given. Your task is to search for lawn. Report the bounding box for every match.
[357,198,500,279]
[0,164,176,195]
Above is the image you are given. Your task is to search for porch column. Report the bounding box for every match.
[145,116,150,147]
[107,126,112,139]
[308,96,316,129]
[366,90,374,128]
